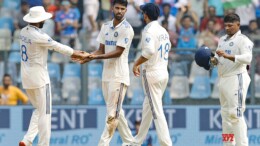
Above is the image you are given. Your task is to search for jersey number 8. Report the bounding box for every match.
[158,43,170,60]
[21,45,28,62]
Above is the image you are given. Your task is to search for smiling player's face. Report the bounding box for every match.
[112,4,127,21]
[224,21,240,36]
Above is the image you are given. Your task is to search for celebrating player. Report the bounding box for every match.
[19,6,88,146]
[210,13,253,146]
[132,3,172,146]
[78,0,135,145]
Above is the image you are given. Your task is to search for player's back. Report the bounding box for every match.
[20,25,50,89]
[142,21,171,72]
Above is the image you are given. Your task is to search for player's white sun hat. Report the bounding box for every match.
[23,6,52,23]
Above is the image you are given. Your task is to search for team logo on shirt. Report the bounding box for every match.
[105,32,108,36]
[125,38,129,44]
[229,42,234,46]
[248,45,252,51]
[145,37,151,43]
[114,32,118,37]
[48,38,53,43]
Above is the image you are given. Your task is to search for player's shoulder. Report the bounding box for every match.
[219,35,227,42]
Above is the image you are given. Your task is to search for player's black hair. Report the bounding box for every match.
[162,20,169,25]
[3,73,11,79]
[112,0,128,7]
[135,120,141,125]
[224,13,240,23]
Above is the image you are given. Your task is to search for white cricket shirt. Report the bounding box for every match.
[20,25,74,89]
[215,30,254,77]
[97,19,134,86]
[141,21,171,72]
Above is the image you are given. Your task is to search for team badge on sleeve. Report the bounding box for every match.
[125,38,129,44]
[145,37,151,43]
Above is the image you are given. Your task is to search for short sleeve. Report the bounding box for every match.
[141,32,155,59]
[116,28,134,48]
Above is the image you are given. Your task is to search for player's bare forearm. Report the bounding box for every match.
[92,47,124,59]
[91,44,105,55]
[133,56,148,77]
[134,56,149,66]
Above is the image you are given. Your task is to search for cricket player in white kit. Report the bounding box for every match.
[211,14,253,146]
[19,6,88,146]
[132,3,172,146]
[79,0,134,145]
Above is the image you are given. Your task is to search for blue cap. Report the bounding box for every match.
[195,46,214,70]
[140,3,160,20]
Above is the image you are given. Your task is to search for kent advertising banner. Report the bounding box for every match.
[0,106,260,146]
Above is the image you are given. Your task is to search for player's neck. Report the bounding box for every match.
[113,18,124,27]
[29,23,40,28]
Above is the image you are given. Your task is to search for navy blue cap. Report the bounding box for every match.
[195,46,214,70]
[140,3,160,20]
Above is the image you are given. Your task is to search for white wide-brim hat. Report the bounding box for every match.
[23,6,52,23]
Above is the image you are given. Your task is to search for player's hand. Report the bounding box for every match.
[133,64,140,77]
[210,57,218,66]
[71,50,90,59]
[79,57,92,64]
[216,50,228,58]
[88,54,96,59]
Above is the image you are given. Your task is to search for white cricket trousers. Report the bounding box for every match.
[22,84,52,146]
[134,70,172,146]
[219,72,250,146]
[98,81,134,146]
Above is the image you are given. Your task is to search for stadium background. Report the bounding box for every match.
[0,0,260,145]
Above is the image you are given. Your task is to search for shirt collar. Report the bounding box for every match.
[225,30,241,41]
[109,18,126,29]
[144,20,158,29]
[28,25,40,31]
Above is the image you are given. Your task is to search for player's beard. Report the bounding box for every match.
[114,12,124,21]
[39,21,45,28]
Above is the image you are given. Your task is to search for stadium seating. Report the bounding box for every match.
[130,89,145,105]
[3,0,21,10]
[88,62,102,78]
[8,51,21,63]
[0,17,14,32]
[0,61,4,85]
[190,76,211,99]
[62,63,81,104]
[48,63,61,103]
[189,61,210,83]
[10,42,20,51]
[169,61,189,77]
[163,88,172,105]
[88,88,105,105]
[210,67,218,84]
[255,74,260,98]
[0,28,11,50]
[211,79,219,99]
[170,76,189,99]
[87,62,102,90]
